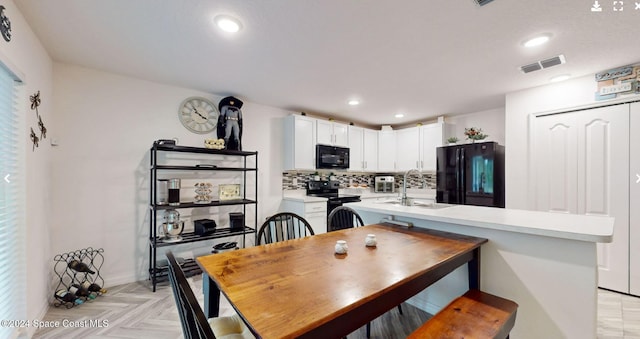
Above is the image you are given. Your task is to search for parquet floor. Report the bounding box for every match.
[33,277,637,339]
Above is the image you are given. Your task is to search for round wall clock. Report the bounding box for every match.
[178,97,219,134]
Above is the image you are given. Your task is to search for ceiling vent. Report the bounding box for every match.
[520,54,566,74]
[474,0,495,6]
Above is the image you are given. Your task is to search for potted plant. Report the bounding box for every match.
[447,137,459,145]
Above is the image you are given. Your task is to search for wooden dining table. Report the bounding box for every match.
[196,223,488,339]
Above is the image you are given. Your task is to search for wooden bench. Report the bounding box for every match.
[407,290,518,339]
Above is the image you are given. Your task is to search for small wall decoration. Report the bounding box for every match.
[30,91,41,114]
[217,96,243,150]
[30,127,39,151]
[0,6,12,42]
[29,90,47,150]
[595,64,640,101]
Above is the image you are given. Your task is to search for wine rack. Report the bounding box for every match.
[52,247,106,308]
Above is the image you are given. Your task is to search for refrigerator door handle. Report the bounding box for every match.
[460,148,466,204]
[455,148,460,204]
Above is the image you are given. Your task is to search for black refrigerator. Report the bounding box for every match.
[436,141,505,208]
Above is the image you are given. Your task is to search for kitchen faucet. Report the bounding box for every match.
[401,168,424,206]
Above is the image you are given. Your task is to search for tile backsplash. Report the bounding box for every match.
[282,170,436,190]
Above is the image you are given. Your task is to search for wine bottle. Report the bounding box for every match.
[54,289,84,305]
[81,281,107,294]
[71,283,96,300]
[68,260,95,274]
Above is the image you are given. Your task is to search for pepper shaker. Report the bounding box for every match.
[335,240,348,254]
[365,234,377,247]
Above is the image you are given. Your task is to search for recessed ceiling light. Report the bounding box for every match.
[214,15,242,33]
[550,74,571,83]
[395,113,404,118]
[348,100,360,106]
[523,34,551,48]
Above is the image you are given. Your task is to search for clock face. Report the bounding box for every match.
[178,97,219,134]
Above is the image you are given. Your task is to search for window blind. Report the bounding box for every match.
[0,62,24,339]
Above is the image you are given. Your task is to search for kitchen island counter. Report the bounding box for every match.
[347,200,613,243]
[347,201,614,339]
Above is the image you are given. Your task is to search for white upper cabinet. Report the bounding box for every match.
[363,129,378,171]
[391,123,445,172]
[317,120,349,147]
[283,115,316,170]
[349,126,378,171]
[420,123,445,172]
[395,127,421,171]
[378,130,396,172]
[348,126,364,171]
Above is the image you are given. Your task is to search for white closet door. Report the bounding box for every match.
[630,102,640,295]
[534,104,629,293]
[576,105,629,293]
[533,113,578,214]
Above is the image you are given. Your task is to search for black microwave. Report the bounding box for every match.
[316,145,349,169]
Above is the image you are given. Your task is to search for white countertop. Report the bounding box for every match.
[282,190,327,203]
[347,200,614,243]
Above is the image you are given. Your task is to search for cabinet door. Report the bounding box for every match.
[533,113,578,214]
[348,126,364,171]
[534,105,630,293]
[363,129,378,171]
[284,115,316,170]
[630,102,640,295]
[395,127,421,171]
[316,120,333,145]
[317,121,349,147]
[333,122,349,147]
[577,105,629,293]
[420,123,443,172]
[378,130,396,172]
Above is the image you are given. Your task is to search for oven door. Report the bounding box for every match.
[327,196,362,215]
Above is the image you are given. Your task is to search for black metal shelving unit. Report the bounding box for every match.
[148,143,258,291]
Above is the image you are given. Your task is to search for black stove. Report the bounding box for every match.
[307,180,361,215]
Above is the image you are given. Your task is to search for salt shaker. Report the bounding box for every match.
[335,240,348,254]
[365,234,377,247]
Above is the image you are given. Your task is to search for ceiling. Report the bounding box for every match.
[14,0,640,127]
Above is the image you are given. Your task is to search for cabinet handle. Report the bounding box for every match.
[416,161,419,168]
[421,160,424,168]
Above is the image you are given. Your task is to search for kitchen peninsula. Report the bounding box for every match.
[347,200,614,339]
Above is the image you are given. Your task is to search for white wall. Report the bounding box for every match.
[445,107,505,146]
[504,75,640,209]
[51,63,291,285]
[0,0,53,330]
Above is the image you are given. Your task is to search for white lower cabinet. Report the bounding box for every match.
[533,103,630,293]
[629,102,640,295]
[280,199,327,234]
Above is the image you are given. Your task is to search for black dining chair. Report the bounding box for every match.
[257,212,315,245]
[166,251,254,339]
[327,206,365,231]
[327,206,403,339]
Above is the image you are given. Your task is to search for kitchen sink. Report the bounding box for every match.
[374,199,453,209]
